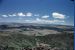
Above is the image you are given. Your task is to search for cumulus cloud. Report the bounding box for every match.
[2,15,8,17]
[12,14,16,16]
[17,12,32,17]
[8,14,16,17]
[17,12,25,16]
[52,12,65,19]
[1,12,33,18]
[42,15,49,19]
[26,12,32,16]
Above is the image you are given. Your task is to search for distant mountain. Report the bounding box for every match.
[0,22,74,27]
[0,22,74,36]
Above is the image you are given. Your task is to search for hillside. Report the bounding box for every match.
[0,23,74,50]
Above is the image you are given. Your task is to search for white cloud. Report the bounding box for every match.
[52,12,65,19]
[2,15,8,17]
[8,14,13,17]
[17,12,25,16]
[53,20,65,23]
[25,20,30,22]
[24,18,65,24]
[12,14,16,16]
[8,14,16,17]
[42,15,49,19]
[1,12,32,18]
[34,14,39,16]
[26,12,32,16]
[36,18,41,21]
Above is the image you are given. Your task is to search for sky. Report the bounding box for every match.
[0,0,74,26]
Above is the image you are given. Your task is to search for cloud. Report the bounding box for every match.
[25,20,30,21]
[53,20,65,23]
[52,12,65,19]
[8,13,25,17]
[42,15,49,19]
[1,12,33,18]
[26,12,32,16]
[2,15,8,17]
[34,14,39,16]
[12,14,16,16]
[36,18,40,21]
[8,14,13,17]
[24,18,65,24]
[17,12,25,16]
[8,14,16,17]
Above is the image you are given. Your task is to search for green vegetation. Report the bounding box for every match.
[0,24,74,50]
[0,32,73,50]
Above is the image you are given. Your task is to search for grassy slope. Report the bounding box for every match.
[0,32,73,50]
